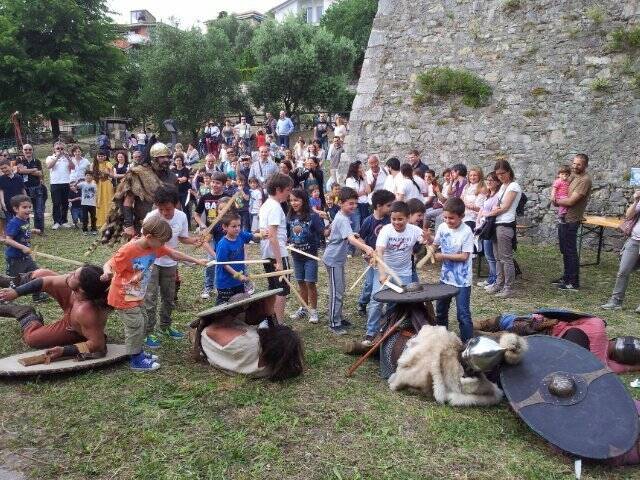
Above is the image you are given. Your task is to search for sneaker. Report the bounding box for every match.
[91,231,98,235]
[357,304,367,317]
[476,280,490,287]
[144,334,161,349]
[361,335,375,347]
[61,223,72,229]
[495,289,515,299]
[341,319,352,328]
[52,223,60,230]
[485,284,503,295]
[635,305,640,315]
[160,326,184,339]
[289,307,307,321]
[83,231,89,236]
[557,283,579,291]
[201,288,210,300]
[129,352,160,372]
[308,310,319,324]
[550,277,564,285]
[601,300,622,310]
[143,351,159,362]
[329,325,348,336]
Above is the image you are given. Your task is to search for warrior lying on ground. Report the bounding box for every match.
[473,309,640,373]
[0,267,111,360]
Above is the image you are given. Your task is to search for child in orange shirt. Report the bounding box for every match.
[101,215,207,371]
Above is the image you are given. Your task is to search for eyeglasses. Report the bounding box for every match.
[23,148,32,152]
[54,147,63,151]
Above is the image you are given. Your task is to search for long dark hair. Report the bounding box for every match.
[287,188,311,222]
[258,323,304,381]
[346,160,363,181]
[78,265,112,311]
[485,171,501,198]
[400,163,422,194]
[92,150,109,178]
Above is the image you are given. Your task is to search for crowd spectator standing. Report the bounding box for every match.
[17,144,45,233]
[0,160,26,222]
[264,112,277,139]
[46,142,72,229]
[276,111,294,148]
[249,146,279,189]
[235,116,252,153]
[93,150,114,228]
[313,113,332,156]
[405,149,429,178]
[327,136,344,184]
[69,146,91,183]
[365,155,387,201]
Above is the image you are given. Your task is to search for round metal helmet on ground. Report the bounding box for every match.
[197,289,282,320]
[462,336,506,372]
[609,336,640,365]
[373,282,458,304]
[500,335,639,460]
[149,142,170,158]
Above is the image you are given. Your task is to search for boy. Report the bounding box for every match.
[68,182,82,228]
[429,197,474,342]
[357,189,395,316]
[327,184,341,220]
[323,187,375,335]
[407,198,427,283]
[366,201,426,344]
[0,160,26,221]
[193,171,230,299]
[143,186,215,348]
[79,172,98,234]
[215,213,263,305]
[102,215,207,371]
[259,173,293,322]
[3,195,46,301]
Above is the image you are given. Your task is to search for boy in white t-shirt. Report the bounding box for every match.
[259,173,293,322]
[366,201,427,343]
[429,197,474,342]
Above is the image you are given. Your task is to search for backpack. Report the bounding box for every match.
[516,192,527,216]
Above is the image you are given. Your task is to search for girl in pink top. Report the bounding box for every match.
[551,165,571,219]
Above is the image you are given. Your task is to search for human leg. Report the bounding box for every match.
[203,240,216,295]
[22,316,84,349]
[89,206,97,231]
[495,225,515,292]
[59,183,70,224]
[81,205,89,232]
[326,265,346,329]
[143,265,160,335]
[563,222,580,286]
[608,239,640,305]
[482,239,497,285]
[119,306,146,356]
[455,286,473,342]
[50,184,62,225]
[358,263,375,309]
[435,292,453,329]
[366,270,384,337]
[158,265,177,330]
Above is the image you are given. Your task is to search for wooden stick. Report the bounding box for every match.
[372,253,403,286]
[206,259,270,267]
[349,265,371,292]
[31,250,84,267]
[281,275,311,310]
[416,245,436,269]
[203,192,240,235]
[346,313,408,377]
[18,353,69,367]
[286,245,321,262]
[248,269,294,280]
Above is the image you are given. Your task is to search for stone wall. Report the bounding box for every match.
[345,0,640,245]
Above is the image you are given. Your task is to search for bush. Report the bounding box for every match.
[414,67,492,108]
[591,77,610,91]
[586,6,605,25]
[609,27,640,52]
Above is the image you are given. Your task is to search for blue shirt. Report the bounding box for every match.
[276,117,294,136]
[287,212,324,256]
[0,174,25,210]
[215,231,254,289]
[5,216,31,259]
[359,214,390,249]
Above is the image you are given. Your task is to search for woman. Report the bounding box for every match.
[185,143,200,166]
[345,161,371,245]
[461,166,486,231]
[448,163,468,198]
[475,172,501,289]
[70,145,91,183]
[92,150,114,228]
[293,137,306,165]
[333,116,347,141]
[279,159,294,178]
[111,150,129,185]
[222,120,234,146]
[486,160,522,299]
[601,190,640,310]
[396,163,424,203]
[174,154,193,228]
[294,157,326,208]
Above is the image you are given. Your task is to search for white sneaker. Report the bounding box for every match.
[200,289,210,299]
[52,223,60,230]
[485,283,503,294]
[290,307,307,320]
[61,223,72,228]
[308,310,319,324]
[477,280,489,287]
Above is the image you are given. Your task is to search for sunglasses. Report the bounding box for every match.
[23,149,32,151]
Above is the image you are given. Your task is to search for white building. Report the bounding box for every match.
[268,0,336,25]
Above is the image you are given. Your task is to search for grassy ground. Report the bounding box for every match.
[0,230,639,480]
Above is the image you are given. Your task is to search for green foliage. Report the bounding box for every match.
[0,0,124,133]
[591,77,610,91]
[609,27,640,52]
[207,14,257,69]
[249,18,356,116]
[586,6,605,25]
[413,67,492,108]
[502,0,521,13]
[530,86,549,96]
[320,0,378,69]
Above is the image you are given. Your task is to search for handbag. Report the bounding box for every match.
[475,215,496,240]
[619,206,640,236]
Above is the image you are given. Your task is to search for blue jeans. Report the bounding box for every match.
[366,271,413,337]
[239,211,251,232]
[482,239,497,285]
[27,186,45,232]
[70,205,82,225]
[204,239,216,290]
[435,283,472,342]
[358,261,375,306]
[292,255,318,282]
[278,135,290,148]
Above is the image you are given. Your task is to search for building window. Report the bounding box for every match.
[316,6,323,22]
[306,6,313,23]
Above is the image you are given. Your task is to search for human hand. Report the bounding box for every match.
[196,258,208,266]
[274,261,283,272]
[31,228,41,235]
[434,252,444,262]
[0,288,18,302]
[22,247,32,255]
[45,346,64,361]
[364,246,375,257]
[261,229,270,240]
[123,226,136,238]
[239,274,249,282]
[99,272,112,283]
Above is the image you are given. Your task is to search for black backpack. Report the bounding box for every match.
[516,192,527,216]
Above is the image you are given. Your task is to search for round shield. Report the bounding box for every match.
[500,335,638,459]
[374,282,458,304]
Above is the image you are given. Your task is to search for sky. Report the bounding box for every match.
[108,0,284,29]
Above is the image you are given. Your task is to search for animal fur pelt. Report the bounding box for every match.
[388,326,527,407]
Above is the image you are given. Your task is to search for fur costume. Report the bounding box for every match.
[388,325,527,407]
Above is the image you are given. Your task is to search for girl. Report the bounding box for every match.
[287,189,325,324]
[461,166,486,231]
[198,172,212,198]
[255,129,267,149]
[396,163,424,203]
[92,150,114,227]
[294,137,306,165]
[345,160,371,232]
[475,171,501,289]
[186,143,200,166]
[174,154,194,228]
[448,163,468,198]
[112,150,129,186]
[248,177,263,233]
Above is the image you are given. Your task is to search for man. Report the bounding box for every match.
[405,149,429,178]
[249,146,279,187]
[552,153,592,291]
[382,157,402,197]
[275,111,294,148]
[327,136,344,183]
[0,160,26,221]
[45,141,72,229]
[365,155,387,201]
[204,120,221,157]
[235,116,252,152]
[17,144,45,233]
[131,150,143,166]
[0,266,111,358]
[264,112,277,138]
[313,113,332,155]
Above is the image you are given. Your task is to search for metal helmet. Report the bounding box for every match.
[461,336,506,372]
[149,142,170,158]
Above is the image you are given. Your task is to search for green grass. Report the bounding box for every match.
[413,67,493,108]
[609,27,640,52]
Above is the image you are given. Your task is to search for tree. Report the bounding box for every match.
[0,0,124,138]
[136,25,241,139]
[321,0,378,71]
[249,18,356,116]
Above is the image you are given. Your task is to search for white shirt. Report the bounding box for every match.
[382,172,402,196]
[345,177,368,204]
[144,209,189,267]
[434,222,474,288]
[376,223,424,277]
[236,123,251,139]
[70,157,91,183]
[46,154,71,184]
[398,177,423,202]
[461,182,485,223]
[334,124,347,139]
[259,197,288,258]
[249,189,263,214]
[365,168,387,202]
[496,182,522,224]
[136,133,147,145]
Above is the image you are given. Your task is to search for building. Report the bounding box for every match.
[268,0,336,25]
[233,11,266,26]
[114,10,160,50]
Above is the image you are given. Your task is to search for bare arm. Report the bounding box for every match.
[348,234,374,256]
[267,225,282,269]
[489,190,517,216]
[165,247,208,266]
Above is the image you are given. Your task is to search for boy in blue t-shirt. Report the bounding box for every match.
[3,195,45,301]
[214,213,263,305]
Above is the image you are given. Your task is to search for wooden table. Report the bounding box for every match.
[579,215,622,266]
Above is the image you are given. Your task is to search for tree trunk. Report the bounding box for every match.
[50,117,60,140]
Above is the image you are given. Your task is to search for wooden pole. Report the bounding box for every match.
[248,269,294,280]
[349,265,371,292]
[31,251,84,267]
[416,245,436,269]
[286,245,321,262]
[281,275,311,311]
[372,253,403,286]
[206,259,270,267]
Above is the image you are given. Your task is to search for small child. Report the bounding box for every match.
[309,186,322,212]
[429,197,474,342]
[357,189,395,318]
[367,201,426,343]
[407,198,427,283]
[68,182,82,228]
[214,213,262,305]
[102,215,207,371]
[322,187,375,335]
[235,174,251,233]
[287,188,325,324]
[198,172,212,198]
[79,172,98,234]
[552,165,571,221]
[248,177,263,233]
[327,183,341,220]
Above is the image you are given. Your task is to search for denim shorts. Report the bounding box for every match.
[292,255,318,283]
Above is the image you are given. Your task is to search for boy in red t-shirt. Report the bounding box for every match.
[101,215,207,371]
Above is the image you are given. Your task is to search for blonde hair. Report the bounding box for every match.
[141,215,172,243]
[469,166,486,195]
